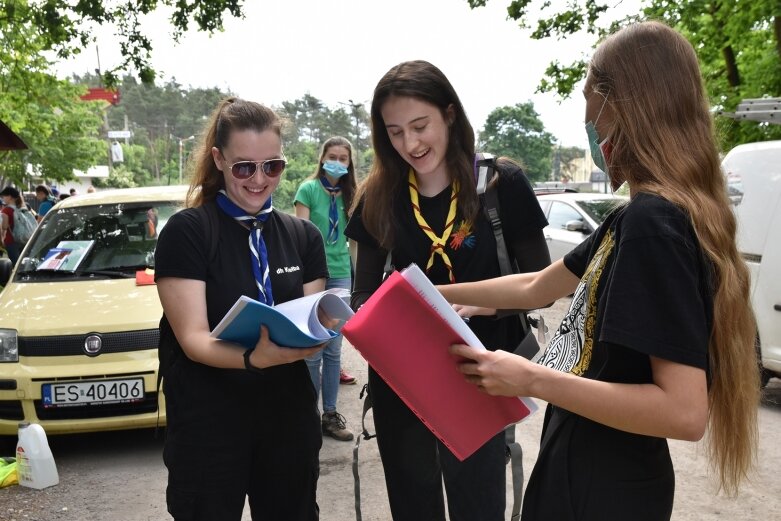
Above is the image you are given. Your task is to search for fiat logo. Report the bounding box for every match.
[84,334,103,356]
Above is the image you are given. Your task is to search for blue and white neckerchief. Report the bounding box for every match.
[319,176,341,245]
[215,190,274,305]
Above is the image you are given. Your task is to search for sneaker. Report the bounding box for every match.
[322,411,354,441]
[339,368,357,385]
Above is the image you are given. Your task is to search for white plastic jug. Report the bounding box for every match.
[15,422,59,489]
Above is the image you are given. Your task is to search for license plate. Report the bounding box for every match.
[42,378,145,407]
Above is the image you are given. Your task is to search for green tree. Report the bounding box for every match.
[277,94,371,178]
[2,0,245,84]
[469,0,781,149]
[274,141,319,213]
[478,102,555,183]
[1,2,105,186]
[645,1,781,148]
[69,73,232,183]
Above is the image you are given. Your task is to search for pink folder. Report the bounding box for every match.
[342,269,534,461]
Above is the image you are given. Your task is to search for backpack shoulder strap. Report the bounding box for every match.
[352,383,376,521]
[476,153,528,521]
[200,201,222,264]
[158,203,218,409]
[275,210,308,256]
[476,153,515,278]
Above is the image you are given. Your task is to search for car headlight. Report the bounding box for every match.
[0,329,19,362]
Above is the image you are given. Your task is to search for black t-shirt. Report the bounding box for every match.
[346,161,548,350]
[154,203,328,401]
[523,192,714,521]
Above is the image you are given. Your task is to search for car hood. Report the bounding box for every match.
[0,279,162,335]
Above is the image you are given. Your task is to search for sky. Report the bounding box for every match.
[54,0,643,148]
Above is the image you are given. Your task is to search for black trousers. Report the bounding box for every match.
[163,358,321,521]
[369,367,506,521]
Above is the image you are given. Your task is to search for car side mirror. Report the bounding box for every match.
[0,258,12,286]
[565,219,590,233]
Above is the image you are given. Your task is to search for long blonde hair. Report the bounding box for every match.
[588,21,758,495]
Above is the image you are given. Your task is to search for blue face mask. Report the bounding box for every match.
[586,121,610,176]
[322,161,349,178]
[585,91,613,184]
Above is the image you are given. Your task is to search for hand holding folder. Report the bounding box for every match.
[211,288,354,349]
[342,264,537,461]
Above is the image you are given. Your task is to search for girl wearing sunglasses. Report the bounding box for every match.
[294,136,358,442]
[345,61,551,521]
[155,97,328,521]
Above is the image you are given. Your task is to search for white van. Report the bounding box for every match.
[721,140,781,386]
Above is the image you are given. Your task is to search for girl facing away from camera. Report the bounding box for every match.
[438,21,759,521]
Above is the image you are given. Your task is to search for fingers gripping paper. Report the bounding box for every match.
[342,264,537,461]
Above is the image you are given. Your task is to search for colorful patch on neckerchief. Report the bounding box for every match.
[449,219,475,250]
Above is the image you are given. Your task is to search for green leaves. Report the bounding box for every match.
[3,0,247,85]
[471,0,781,149]
[478,101,555,182]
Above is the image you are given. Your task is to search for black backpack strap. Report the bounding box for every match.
[476,153,515,279]
[476,154,532,342]
[156,203,220,435]
[352,383,376,521]
[476,152,529,518]
[202,201,222,263]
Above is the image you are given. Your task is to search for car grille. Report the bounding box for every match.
[18,329,160,357]
[0,400,24,421]
[34,392,159,420]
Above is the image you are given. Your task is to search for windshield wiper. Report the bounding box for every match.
[73,268,136,278]
[22,268,135,279]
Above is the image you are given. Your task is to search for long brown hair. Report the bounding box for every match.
[186,97,282,208]
[588,20,758,495]
[309,136,358,215]
[354,60,478,249]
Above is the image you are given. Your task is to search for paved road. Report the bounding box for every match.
[2,297,781,520]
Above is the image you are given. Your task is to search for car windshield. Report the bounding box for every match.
[576,199,624,224]
[14,200,180,281]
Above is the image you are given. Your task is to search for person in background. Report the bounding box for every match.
[86,185,96,194]
[34,185,56,222]
[438,21,759,521]
[155,97,329,521]
[0,121,27,262]
[0,186,29,264]
[294,136,358,442]
[345,60,550,521]
[69,188,77,196]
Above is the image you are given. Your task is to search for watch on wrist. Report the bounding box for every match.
[243,348,265,373]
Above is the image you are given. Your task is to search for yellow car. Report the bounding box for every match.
[0,186,187,435]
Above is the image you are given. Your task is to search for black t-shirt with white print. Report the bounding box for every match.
[154,202,328,414]
[346,161,548,351]
[522,192,714,521]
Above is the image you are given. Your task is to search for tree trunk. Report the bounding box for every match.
[723,45,741,88]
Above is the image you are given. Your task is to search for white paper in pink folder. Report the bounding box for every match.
[342,263,537,461]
